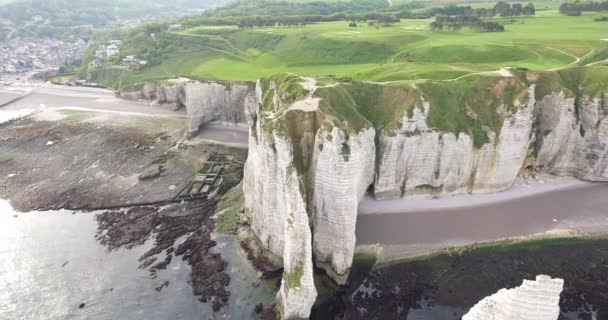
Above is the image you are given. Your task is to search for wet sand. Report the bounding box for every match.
[356,182,608,258]
[195,123,249,147]
[1,84,185,116]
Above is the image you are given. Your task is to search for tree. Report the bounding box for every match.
[559,3,582,16]
[511,3,523,16]
[523,3,536,15]
[430,21,443,31]
[494,1,512,17]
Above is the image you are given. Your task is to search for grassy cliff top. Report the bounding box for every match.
[257,66,607,148]
[90,11,608,88]
[532,66,608,99]
[257,72,535,148]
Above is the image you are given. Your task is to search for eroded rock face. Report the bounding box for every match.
[463,275,564,320]
[243,76,376,318]
[243,71,608,319]
[278,170,317,319]
[183,82,249,133]
[535,92,608,181]
[375,86,536,198]
[312,126,375,281]
[122,79,250,135]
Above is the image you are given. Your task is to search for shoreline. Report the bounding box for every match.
[356,180,608,262]
[359,175,592,215]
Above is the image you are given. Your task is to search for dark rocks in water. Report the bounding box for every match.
[155,281,170,292]
[149,254,172,274]
[342,240,608,319]
[78,303,85,309]
[254,303,264,314]
[96,200,233,311]
[261,303,279,320]
[240,240,282,280]
[139,256,158,269]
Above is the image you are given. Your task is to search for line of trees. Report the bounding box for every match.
[429,2,535,18]
[430,15,505,32]
[233,12,405,28]
[560,1,608,16]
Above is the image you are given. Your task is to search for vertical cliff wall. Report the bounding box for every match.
[463,275,564,320]
[243,67,608,319]
[375,80,537,198]
[311,126,376,281]
[535,94,608,180]
[243,76,378,317]
[183,82,250,132]
[120,79,251,135]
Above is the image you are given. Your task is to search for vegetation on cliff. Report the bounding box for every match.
[257,73,530,148]
[256,65,607,150]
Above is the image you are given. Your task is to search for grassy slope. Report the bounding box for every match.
[106,11,608,87]
[259,65,606,148]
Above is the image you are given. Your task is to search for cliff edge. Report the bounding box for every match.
[242,67,608,319]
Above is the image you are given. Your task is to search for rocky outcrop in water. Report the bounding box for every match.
[463,275,564,320]
[242,67,608,319]
[121,78,251,135]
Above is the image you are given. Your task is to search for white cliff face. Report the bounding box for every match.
[183,82,249,133]
[244,76,377,317]
[375,86,536,199]
[472,85,536,192]
[243,88,291,258]
[375,102,475,198]
[311,127,375,281]
[121,79,250,135]
[242,75,607,319]
[535,92,608,181]
[463,275,564,320]
[243,79,321,318]
[278,170,317,319]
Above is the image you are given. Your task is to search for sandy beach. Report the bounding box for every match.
[0,84,247,148]
[356,179,608,260]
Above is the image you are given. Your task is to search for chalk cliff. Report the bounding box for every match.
[121,79,250,134]
[535,92,608,180]
[375,85,536,198]
[463,275,564,320]
[243,75,377,316]
[243,67,608,319]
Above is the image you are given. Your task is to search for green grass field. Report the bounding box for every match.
[103,10,608,87]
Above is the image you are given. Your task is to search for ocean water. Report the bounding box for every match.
[0,199,274,320]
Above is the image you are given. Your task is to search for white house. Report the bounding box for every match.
[106,44,119,57]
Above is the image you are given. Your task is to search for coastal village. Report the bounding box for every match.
[0,37,87,85]
[92,40,148,69]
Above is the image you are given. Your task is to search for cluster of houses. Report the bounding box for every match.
[92,40,147,69]
[92,40,123,66]
[0,37,88,84]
